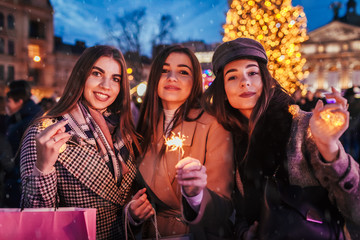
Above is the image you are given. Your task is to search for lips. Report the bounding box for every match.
[239,92,256,98]
[164,85,180,90]
[94,91,110,101]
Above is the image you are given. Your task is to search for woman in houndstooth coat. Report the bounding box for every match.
[20,45,142,239]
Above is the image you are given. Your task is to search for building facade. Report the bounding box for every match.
[301,0,360,91]
[0,0,85,100]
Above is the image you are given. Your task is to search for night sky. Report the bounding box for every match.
[49,0,359,56]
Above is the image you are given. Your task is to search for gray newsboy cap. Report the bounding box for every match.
[212,38,268,75]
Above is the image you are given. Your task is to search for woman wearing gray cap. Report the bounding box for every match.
[203,38,360,239]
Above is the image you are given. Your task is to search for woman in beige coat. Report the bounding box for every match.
[128,45,234,239]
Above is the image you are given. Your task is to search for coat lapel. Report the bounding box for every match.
[58,142,123,205]
[58,106,135,206]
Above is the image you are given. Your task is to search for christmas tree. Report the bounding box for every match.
[223,0,308,94]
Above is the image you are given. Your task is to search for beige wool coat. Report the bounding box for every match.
[138,109,234,239]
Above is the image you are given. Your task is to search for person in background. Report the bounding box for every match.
[291,88,305,109]
[302,90,317,112]
[0,96,13,207]
[6,80,42,155]
[204,38,360,239]
[314,89,327,105]
[20,45,142,239]
[4,80,42,207]
[38,97,56,113]
[129,45,234,239]
[0,96,9,135]
[340,87,360,162]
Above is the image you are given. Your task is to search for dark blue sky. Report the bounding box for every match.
[49,0,359,56]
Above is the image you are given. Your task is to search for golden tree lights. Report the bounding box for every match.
[223,0,308,94]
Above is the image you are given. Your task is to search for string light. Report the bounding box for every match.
[223,0,308,94]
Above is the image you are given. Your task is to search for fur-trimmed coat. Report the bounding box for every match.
[234,106,360,239]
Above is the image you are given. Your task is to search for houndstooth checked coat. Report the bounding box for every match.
[20,116,137,240]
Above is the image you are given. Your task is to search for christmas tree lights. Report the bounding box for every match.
[223,0,308,94]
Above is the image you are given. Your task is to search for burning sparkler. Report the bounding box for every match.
[319,109,346,128]
[42,118,67,153]
[164,132,186,158]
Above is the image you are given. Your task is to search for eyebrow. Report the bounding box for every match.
[92,66,122,78]
[224,64,259,76]
[163,63,192,72]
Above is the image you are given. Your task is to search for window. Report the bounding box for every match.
[7,65,14,82]
[28,44,40,60]
[0,12,3,29]
[7,14,14,29]
[29,20,45,39]
[351,40,360,50]
[8,40,14,55]
[0,65,4,81]
[0,38,4,54]
[301,44,316,54]
[325,44,341,53]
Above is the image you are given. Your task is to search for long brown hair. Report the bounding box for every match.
[204,61,290,136]
[43,45,140,158]
[137,45,203,154]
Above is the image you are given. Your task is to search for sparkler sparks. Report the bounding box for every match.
[42,118,67,153]
[319,109,345,128]
[164,132,186,157]
[42,118,56,129]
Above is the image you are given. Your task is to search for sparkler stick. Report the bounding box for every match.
[164,131,187,195]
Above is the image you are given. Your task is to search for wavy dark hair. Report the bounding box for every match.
[203,60,293,140]
[39,45,140,158]
[136,45,203,154]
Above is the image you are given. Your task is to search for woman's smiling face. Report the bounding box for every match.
[157,52,194,110]
[223,58,263,119]
[83,56,122,113]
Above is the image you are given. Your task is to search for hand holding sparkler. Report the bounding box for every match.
[35,119,71,173]
[175,157,207,197]
[310,87,349,162]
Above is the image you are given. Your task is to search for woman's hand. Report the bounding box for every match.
[35,119,71,173]
[310,87,349,162]
[175,157,207,197]
[129,188,154,222]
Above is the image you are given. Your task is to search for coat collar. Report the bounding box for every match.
[57,143,123,205]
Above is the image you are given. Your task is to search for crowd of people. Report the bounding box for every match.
[0,39,359,239]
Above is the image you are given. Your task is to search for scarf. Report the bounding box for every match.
[65,102,129,184]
